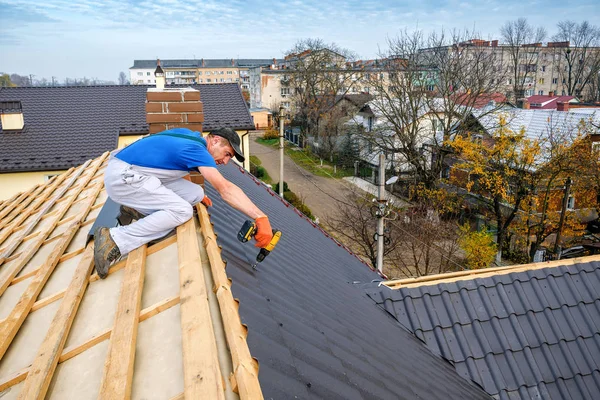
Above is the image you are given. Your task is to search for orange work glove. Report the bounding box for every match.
[254,216,273,248]
[201,195,212,207]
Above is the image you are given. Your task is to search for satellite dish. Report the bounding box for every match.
[386,176,398,185]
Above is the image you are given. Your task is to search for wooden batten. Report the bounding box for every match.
[17,243,95,400]
[99,244,147,399]
[196,204,263,399]
[176,216,225,399]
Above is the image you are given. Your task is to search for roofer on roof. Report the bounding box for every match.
[93,127,273,278]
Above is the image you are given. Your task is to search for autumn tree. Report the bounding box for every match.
[552,20,600,100]
[367,28,507,191]
[450,114,541,263]
[0,74,16,87]
[286,38,361,145]
[325,188,402,270]
[458,224,497,269]
[500,18,547,101]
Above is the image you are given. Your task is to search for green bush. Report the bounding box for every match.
[282,190,314,220]
[263,128,279,139]
[273,181,289,193]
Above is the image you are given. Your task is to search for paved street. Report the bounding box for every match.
[249,134,353,226]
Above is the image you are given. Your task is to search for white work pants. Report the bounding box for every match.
[104,155,204,255]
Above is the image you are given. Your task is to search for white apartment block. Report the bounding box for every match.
[129,59,282,89]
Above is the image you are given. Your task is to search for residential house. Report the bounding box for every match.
[527,92,578,110]
[130,59,281,89]
[0,144,493,398]
[374,258,600,399]
[0,84,255,200]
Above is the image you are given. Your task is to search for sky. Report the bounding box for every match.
[1,0,599,83]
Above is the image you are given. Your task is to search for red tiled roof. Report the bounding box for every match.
[527,95,575,109]
[453,92,507,109]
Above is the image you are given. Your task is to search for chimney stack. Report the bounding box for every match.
[154,59,165,90]
[231,58,235,66]
[146,88,204,134]
[549,91,555,97]
[491,40,498,47]
[557,101,570,112]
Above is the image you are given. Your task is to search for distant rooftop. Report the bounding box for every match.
[131,59,284,69]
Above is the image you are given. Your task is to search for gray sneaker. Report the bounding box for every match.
[93,227,121,279]
[117,205,145,226]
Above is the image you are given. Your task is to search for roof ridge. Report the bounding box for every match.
[384,255,600,289]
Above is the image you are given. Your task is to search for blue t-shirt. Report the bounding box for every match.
[116,128,217,171]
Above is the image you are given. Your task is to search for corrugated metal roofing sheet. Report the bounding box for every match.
[205,162,490,399]
[368,261,600,399]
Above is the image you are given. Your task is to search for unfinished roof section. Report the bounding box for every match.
[369,258,600,399]
[0,84,254,173]
[0,154,260,399]
[0,153,490,399]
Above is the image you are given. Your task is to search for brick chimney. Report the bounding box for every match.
[231,58,235,66]
[145,88,204,134]
[491,40,498,47]
[522,99,530,109]
[549,90,555,97]
[557,101,570,112]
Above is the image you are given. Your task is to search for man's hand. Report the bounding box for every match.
[254,216,273,248]
[201,195,212,207]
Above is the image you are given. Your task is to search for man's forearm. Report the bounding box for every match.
[219,182,265,219]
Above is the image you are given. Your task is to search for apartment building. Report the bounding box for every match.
[420,39,600,100]
[130,59,281,89]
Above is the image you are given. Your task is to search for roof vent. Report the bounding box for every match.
[0,101,24,131]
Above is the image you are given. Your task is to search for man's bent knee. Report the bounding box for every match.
[169,203,194,225]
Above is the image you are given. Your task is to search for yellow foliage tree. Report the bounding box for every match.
[450,115,541,263]
[458,224,497,269]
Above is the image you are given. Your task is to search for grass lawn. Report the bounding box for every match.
[255,138,354,179]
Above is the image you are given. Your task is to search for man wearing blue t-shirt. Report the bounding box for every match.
[93,127,273,278]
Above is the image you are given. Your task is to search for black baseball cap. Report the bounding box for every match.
[210,127,245,163]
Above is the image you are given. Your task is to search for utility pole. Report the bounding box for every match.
[554,176,572,259]
[376,153,385,273]
[279,105,285,198]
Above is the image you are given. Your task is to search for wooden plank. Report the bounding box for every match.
[0,191,32,228]
[0,161,89,267]
[98,244,147,399]
[0,184,47,245]
[383,253,600,289]
[0,296,180,393]
[176,216,225,399]
[0,223,79,360]
[196,204,263,399]
[17,243,95,400]
[0,158,104,294]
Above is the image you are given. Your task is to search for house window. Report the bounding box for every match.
[592,142,600,154]
[542,66,546,72]
[567,195,575,210]
[538,78,544,85]
[282,101,290,108]
[538,90,544,95]
[206,79,211,83]
[220,71,224,74]
[281,87,290,96]
[367,116,374,132]
[552,78,558,84]
[220,78,224,82]
[441,167,450,179]
[137,72,143,76]
[227,71,232,74]
[147,72,151,76]
[198,71,203,75]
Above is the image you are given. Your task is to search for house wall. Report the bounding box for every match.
[250,111,271,129]
[0,170,66,200]
[130,69,156,85]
